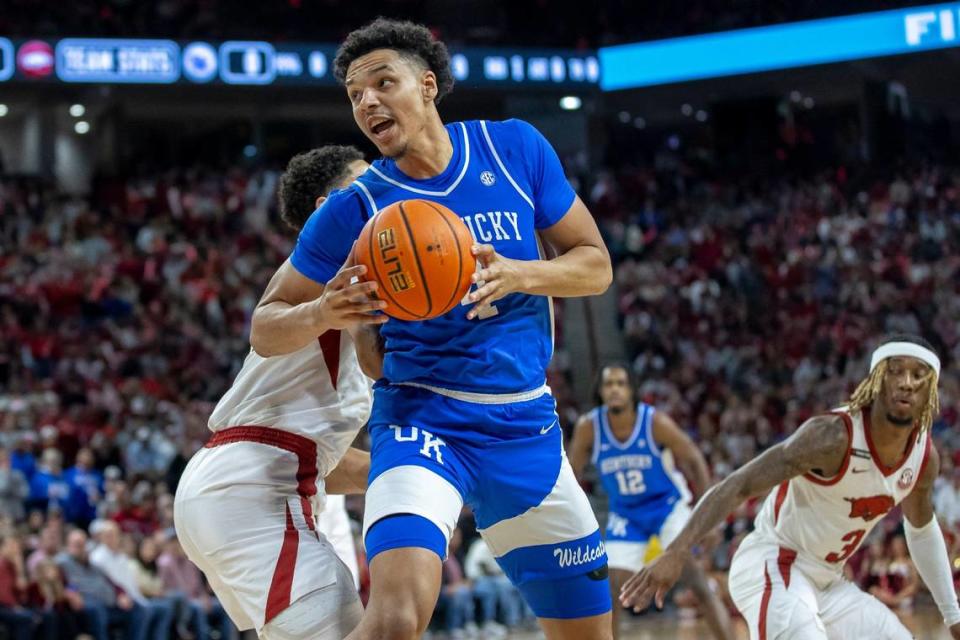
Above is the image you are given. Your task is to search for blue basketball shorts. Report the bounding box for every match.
[362,382,611,619]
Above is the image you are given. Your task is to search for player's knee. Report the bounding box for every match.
[363,605,427,640]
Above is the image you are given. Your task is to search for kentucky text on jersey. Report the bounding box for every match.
[290,119,575,395]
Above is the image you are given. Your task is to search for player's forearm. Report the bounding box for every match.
[520,244,612,298]
[325,448,370,494]
[250,300,327,357]
[667,476,748,557]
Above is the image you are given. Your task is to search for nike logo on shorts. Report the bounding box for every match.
[540,420,558,435]
[851,468,869,474]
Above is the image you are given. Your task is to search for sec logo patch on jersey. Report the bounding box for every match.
[480,170,496,186]
[897,468,915,490]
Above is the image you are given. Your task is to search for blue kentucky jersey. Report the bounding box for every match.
[290,119,576,394]
[592,403,682,516]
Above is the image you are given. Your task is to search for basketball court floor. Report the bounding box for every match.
[498,604,950,639]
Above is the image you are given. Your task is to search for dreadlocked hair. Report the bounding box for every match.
[848,346,941,432]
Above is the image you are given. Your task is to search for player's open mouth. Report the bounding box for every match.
[370,119,396,140]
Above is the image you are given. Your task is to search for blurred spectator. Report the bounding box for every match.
[865,535,918,612]
[89,519,175,640]
[64,447,104,529]
[56,528,146,640]
[935,467,960,532]
[157,532,235,640]
[0,446,29,521]
[0,533,36,640]
[26,523,62,579]
[9,435,37,482]
[26,558,84,640]
[28,448,71,514]
[464,536,524,635]
[436,528,477,639]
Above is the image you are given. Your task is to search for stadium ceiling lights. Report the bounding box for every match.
[0,104,7,117]
[559,96,582,110]
[69,103,85,117]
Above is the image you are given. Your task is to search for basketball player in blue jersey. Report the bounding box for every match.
[249,17,614,640]
[569,364,734,640]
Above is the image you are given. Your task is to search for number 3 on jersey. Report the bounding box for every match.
[825,529,865,563]
[615,469,646,496]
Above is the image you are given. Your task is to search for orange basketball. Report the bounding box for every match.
[355,199,476,322]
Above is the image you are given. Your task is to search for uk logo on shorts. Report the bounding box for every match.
[390,425,447,464]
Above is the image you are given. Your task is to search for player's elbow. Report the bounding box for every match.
[249,308,280,357]
[590,250,613,295]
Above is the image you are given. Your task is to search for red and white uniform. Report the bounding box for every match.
[728,406,931,640]
[174,331,371,638]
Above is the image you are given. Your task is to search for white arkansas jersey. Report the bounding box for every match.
[208,330,372,477]
[752,406,930,582]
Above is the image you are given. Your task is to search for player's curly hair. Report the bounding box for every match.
[333,18,454,103]
[277,145,364,231]
[848,334,940,431]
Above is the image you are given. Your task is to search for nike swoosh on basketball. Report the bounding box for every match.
[540,421,558,435]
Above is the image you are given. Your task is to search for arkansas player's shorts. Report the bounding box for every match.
[316,495,360,590]
[174,427,362,637]
[363,382,611,619]
[604,499,692,571]
[728,533,912,639]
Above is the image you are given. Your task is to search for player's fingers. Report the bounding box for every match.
[471,266,498,285]
[471,243,496,266]
[329,264,367,288]
[345,312,389,325]
[343,280,379,296]
[467,281,497,304]
[467,288,502,315]
[655,586,666,610]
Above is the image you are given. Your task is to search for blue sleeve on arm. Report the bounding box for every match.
[507,119,576,229]
[290,189,367,284]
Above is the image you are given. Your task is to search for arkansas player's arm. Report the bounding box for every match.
[568,414,595,484]
[345,324,384,380]
[651,410,711,501]
[466,197,612,318]
[250,258,386,357]
[620,413,849,611]
[324,447,370,495]
[901,446,960,633]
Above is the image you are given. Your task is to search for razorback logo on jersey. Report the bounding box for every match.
[844,495,895,521]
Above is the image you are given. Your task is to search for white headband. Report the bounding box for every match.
[870,342,941,378]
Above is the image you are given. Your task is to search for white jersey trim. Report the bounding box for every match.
[392,381,550,405]
[479,120,535,211]
[353,180,379,215]
[366,122,471,197]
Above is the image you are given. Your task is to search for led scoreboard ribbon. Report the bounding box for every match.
[0,37,599,89]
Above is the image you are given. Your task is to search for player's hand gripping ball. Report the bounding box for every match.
[354,199,476,321]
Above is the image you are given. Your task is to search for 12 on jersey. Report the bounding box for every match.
[290,119,575,395]
[591,403,682,511]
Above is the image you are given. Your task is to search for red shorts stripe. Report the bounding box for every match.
[773,481,789,524]
[264,504,300,624]
[758,564,772,640]
[317,330,341,391]
[205,426,318,497]
[777,547,797,589]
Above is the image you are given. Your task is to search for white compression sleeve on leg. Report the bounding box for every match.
[904,516,960,627]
